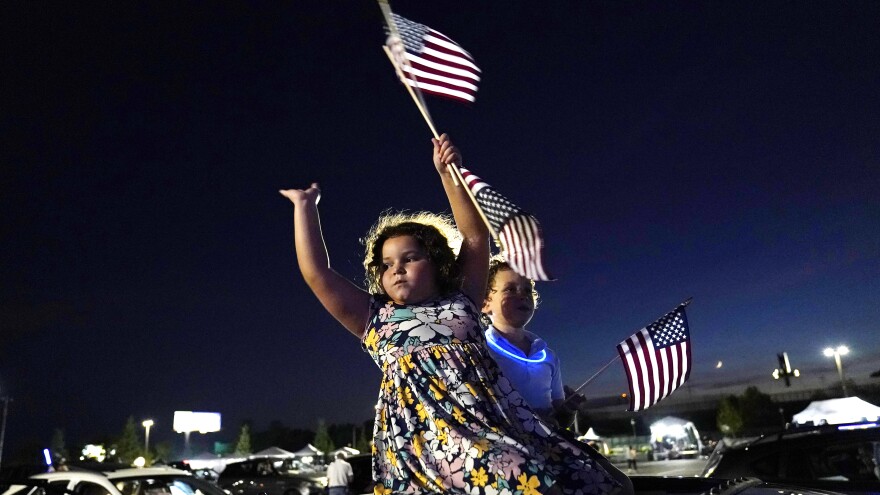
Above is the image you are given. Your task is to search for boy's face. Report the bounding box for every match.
[380,235,438,305]
[482,268,535,330]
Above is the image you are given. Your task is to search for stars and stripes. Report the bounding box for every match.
[459,167,551,281]
[617,302,692,411]
[385,13,481,103]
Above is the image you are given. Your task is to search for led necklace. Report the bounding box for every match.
[486,329,548,363]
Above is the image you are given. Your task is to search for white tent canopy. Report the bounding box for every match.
[650,416,703,456]
[292,444,324,457]
[792,396,880,426]
[252,447,296,458]
[579,427,601,441]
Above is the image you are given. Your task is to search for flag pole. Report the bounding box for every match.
[379,34,501,246]
[381,46,440,139]
[564,354,621,406]
[564,298,694,409]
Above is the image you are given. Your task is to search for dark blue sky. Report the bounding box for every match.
[2,1,878,458]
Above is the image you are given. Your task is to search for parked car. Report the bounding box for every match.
[702,420,880,495]
[166,462,220,483]
[342,452,846,495]
[5,463,846,495]
[216,458,323,495]
[1,467,228,495]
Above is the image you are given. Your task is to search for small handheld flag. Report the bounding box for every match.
[617,300,692,411]
[377,4,549,282]
[459,167,552,281]
[384,13,481,103]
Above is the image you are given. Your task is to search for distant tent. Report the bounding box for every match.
[291,444,324,457]
[188,451,219,460]
[251,447,296,458]
[330,446,360,458]
[650,416,703,457]
[578,427,602,441]
[792,396,880,426]
[185,452,246,472]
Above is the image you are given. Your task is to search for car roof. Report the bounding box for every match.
[30,472,112,483]
[105,468,191,479]
[730,420,879,449]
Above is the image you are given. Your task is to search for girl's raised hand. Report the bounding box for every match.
[279,183,321,206]
[432,133,462,175]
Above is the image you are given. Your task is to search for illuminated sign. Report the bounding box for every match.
[173,411,221,433]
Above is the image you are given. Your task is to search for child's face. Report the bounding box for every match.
[380,235,439,305]
[482,268,535,330]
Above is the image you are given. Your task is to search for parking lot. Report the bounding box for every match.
[611,458,708,477]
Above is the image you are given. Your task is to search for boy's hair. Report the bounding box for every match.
[485,254,540,307]
[362,211,463,297]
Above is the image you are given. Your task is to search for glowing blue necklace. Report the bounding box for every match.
[486,328,548,363]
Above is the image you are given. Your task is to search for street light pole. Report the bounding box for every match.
[823,346,849,397]
[142,420,154,455]
[0,394,10,471]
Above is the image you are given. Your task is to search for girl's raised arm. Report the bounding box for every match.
[280,183,371,338]
[432,134,490,304]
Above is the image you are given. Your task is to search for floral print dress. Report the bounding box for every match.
[361,291,621,495]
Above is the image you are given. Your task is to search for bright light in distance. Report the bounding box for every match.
[716,361,723,368]
[142,419,154,428]
[43,449,52,465]
[82,444,107,462]
[173,411,221,433]
[133,456,146,468]
[824,345,849,356]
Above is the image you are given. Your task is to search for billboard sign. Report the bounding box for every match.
[173,411,221,433]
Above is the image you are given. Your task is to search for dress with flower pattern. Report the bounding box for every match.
[361,291,621,495]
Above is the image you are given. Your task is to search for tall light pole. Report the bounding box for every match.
[823,345,849,397]
[0,394,10,471]
[142,419,154,455]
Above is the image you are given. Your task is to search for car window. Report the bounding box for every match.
[5,486,45,495]
[809,441,880,481]
[112,477,224,495]
[219,463,253,478]
[74,482,111,495]
[748,453,779,478]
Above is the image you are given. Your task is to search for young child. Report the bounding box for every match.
[280,134,623,495]
[482,257,634,492]
[481,255,580,427]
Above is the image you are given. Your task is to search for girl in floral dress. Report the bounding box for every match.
[280,134,624,495]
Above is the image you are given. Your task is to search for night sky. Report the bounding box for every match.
[2,1,878,459]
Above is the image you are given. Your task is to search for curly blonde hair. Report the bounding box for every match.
[485,254,540,306]
[362,211,463,296]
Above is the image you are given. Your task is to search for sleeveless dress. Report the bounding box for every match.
[361,291,622,495]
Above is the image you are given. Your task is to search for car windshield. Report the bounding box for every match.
[110,476,225,495]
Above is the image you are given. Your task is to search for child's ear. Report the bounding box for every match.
[481,299,492,314]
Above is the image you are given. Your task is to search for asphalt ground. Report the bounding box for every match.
[611,458,709,477]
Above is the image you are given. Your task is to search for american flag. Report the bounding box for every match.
[459,167,551,281]
[385,13,481,103]
[617,302,692,411]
